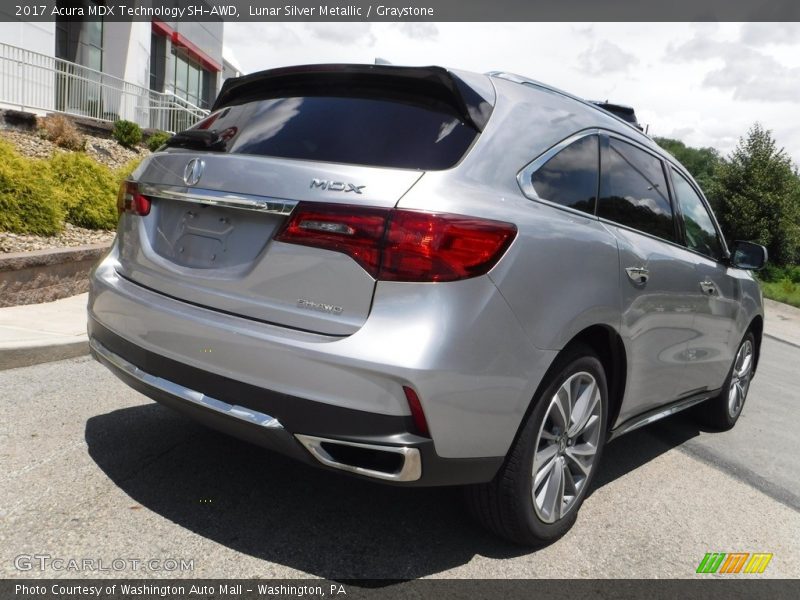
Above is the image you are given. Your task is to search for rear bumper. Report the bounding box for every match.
[88,246,555,484]
[89,318,502,486]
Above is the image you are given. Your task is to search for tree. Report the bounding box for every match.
[654,137,721,198]
[712,123,800,266]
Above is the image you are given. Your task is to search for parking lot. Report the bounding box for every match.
[1,336,799,579]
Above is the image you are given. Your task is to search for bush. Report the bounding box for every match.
[47,152,119,230]
[0,140,65,235]
[760,264,800,284]
[112,120,142,148]
[38,114,85,151]
[146,130,171,152]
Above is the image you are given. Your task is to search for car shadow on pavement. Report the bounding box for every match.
[589,411,705,491]
[85,403,706,580]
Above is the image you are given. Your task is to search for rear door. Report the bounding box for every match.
[116,66,491,336]
[597,135,699,424]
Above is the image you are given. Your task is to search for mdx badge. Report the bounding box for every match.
[310,179,365,194]
[183,158,205,186]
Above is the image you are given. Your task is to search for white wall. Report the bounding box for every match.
[0,21,56,113]
[0,20,56,56]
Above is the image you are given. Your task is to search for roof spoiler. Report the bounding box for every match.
[212,64,493,132]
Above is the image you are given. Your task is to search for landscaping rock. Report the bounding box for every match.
[0,128,150,170]
[0,223,116,254]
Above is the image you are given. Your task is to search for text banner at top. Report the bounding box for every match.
[3,0,800,22]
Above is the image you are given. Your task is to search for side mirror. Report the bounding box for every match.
[730,240,768,270]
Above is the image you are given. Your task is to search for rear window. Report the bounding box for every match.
[185,96,479,170]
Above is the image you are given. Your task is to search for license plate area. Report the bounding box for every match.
[151,201,281,270]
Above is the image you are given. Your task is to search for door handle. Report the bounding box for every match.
[625,266,649,284]
[699,280,718,296]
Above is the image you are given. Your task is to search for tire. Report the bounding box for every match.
[465,343,608,546]
[696,331,756,431]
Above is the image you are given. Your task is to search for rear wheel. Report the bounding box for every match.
[697,331,756,430]
[465,344,608,546]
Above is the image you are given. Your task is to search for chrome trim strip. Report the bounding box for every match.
[294,434,422,482]
[89,337,283,429]
[138,183,297,215]
[609,391,716,440]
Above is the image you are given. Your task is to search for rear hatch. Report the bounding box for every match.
[116,64,493,336]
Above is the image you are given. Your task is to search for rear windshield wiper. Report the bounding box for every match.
[163,130,228,152]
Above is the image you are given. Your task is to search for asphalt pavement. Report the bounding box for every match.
[1,337,798,579]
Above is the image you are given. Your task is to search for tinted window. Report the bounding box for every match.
[531,135,598,215]
[185,96,479,170]
[672,169,723,259]
[598,139,675,241]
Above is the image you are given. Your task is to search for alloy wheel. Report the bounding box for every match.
[728,340,754,418]
[532,371,602,523]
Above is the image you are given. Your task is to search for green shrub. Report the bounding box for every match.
[0,140,64,235]
[146,130,171,152]
[759,264,800,284]
[47,152,119,230]
[112,120,142,148]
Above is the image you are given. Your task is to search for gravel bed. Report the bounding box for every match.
[0,223,115,254]
[0,129,149,170]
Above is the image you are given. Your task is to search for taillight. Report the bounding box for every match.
[275,203,389,275]
[117,181,151,216]
[275,202,516,282]
[380,211,517,282]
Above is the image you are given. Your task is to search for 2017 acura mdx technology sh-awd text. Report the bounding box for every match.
[88,64,767,545]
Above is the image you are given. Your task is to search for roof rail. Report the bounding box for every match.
[486,71,650,139]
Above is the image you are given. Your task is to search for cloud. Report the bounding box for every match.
[740,22,800,46]
[577,41,639,76]
[304,23,375,46]
[395,22,439,41]
[668,35,800,102]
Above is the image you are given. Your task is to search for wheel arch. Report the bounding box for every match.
[564,325,627,432]
[514,323,627,446]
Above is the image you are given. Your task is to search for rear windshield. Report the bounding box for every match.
[183,96,479,170]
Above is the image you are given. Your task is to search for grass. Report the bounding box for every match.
[758,264,800,309]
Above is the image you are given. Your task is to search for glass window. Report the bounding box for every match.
[672,169,723,259]
[188,65,199,99]
[530,135,598,215]
[175,56,188,97]
[191,96,479,170]
[598,138,675,242]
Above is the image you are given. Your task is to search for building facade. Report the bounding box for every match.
[0,1,226,132]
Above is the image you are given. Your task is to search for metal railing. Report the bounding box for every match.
[0,42,208,132]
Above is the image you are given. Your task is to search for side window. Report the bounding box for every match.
[598,138,676,242]
[671,169,724,260]
[530,135,598,215]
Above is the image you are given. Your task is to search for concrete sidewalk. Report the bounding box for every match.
[1,292,799,370]
[0,293,89,370]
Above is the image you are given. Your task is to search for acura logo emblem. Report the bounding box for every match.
[183,158,205,186]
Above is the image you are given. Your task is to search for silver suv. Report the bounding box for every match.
[88,64,767,546]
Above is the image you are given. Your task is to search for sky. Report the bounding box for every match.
[223,22,800,166]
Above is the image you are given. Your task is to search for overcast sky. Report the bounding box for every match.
[224,22,800,166]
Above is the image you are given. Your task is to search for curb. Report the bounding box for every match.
[764,333,800,351]
[0,337,89,371]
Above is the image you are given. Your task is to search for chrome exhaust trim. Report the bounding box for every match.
[295,434,422,482]
[89,337,283,429]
